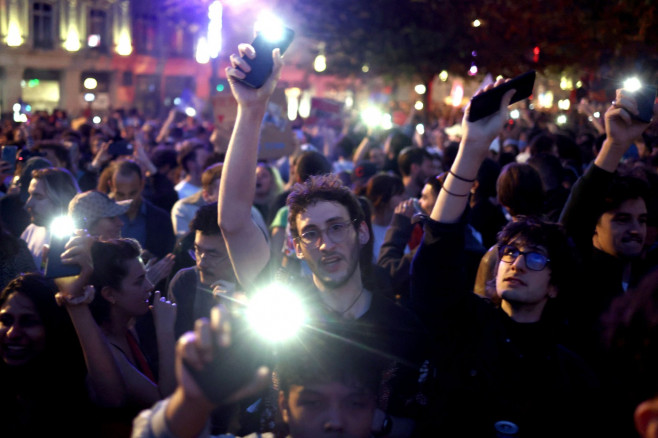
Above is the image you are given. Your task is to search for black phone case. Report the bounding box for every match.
[468,70,536,122]
[108,140,133,156]
[236,28,295,89]
[1,146,17,172]
[44,234,81,279]
[632,85,656,123]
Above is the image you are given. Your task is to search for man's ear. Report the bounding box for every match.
[635,398,658,438]
[358,221,370,246]
[278,391,290,423]
[101,286,116,304]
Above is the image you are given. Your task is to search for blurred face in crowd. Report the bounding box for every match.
[367,148,386,170]
[279,381,376,438]
[0,292,47,367]
[107,258,151,318]
[89,216,124,241]
[593,198,647,259]
[495,237,556,322]
[418,183,438,215]
[255,165,274,197]
[194,231,233,286]
[294,201,368,291]
[415,158,435,187]
[201,178,221,203]
[25,178,57,227]
[110,171,143,204]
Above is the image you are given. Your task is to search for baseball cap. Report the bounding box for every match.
[68,190,131,228]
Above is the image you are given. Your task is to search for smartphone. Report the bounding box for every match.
[1,145,18,173]
[236,27,295,89]
[44,233,81,279]
[468,70,536,122]
[107,139,134,156]
[629,85,656,123]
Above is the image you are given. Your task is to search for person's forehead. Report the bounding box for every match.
[290,381,372,398]
[113,171,140,185]
[508,236,547,253]
[1,293,38,315]
[195,231,225,248]
[608,198,648,216]
[297,201,350,227]
[28,178,45,193]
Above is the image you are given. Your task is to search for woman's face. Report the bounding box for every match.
[255,165,274,197]
[114,258,151,318]
[0,293,47,366]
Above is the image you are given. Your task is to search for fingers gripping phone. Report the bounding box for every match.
[468,70,537,122]
[236,27,295,89]
[44,233,81,279]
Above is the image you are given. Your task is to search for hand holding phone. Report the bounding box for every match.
[627,85,656,123]
[235,27,295,89]
[1,145,18,175]
[468,71,536,122]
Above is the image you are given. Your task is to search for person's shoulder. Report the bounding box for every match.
[170,266,197,284]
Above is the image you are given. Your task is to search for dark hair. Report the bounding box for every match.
[201,163,223,191]
[113,158,143,182]
[90,238,143,324]
[397,147,430,177]
[386,130,413,159]
[597,174,649,218]
[178,142,207,173]
[189,202,221,236]
[295,150,331,184]
[527,152,564,192]
[31,167,80,214]
[287,174,365,239]
[528,133,555,157]
[474,158,501,202]
[496,162,544,217]
[150,146,178,170]
[365,172,404,213]
[495,216,575,296]
[35,141,71,170]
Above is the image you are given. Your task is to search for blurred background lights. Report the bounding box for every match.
[314,54,327,72]
[556,114,568,125]
[439,70,449,82]
[510,109,520,120]
[414,101,424,111]
[472,19,481,27]
[381,114,393,130]
[416,123,425,135]
[469,65,478,76]
[12,103,21,112]
[185,107,197,117]
[92,116,101,124]
[361,106,383,128]
[84,93,95,102]
[83,78,98,90]
[415,84,427,94]
[195,37,210,64]
[207,1,222,58]
[557,99,570,110]
[362,64,370,73]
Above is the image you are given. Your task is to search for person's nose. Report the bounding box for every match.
[317,230,337,251]
[5,322,23,339]
[511,253,527,271]
[323,404,345,433]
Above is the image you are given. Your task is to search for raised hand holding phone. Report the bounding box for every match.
[468,70,536,122]
[235,27,294,89]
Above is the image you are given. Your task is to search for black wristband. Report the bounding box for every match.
[448,169,476,183]
[441,185,470,197]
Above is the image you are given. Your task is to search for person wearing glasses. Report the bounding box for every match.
[218,43,426,437]
[410,79,602,438]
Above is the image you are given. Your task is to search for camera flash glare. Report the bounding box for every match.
[247,284,306,342]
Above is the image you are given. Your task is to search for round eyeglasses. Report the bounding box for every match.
[296,219,357,248]
[498,245,550,271]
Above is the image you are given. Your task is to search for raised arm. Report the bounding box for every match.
[218,45,283,287]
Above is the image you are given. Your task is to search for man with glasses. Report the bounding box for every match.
[410,79,602,437]
[168,203,236,339]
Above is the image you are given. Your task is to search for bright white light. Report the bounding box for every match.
[83,78,98,90]
[361,106,383,128]
[451,83,464,107]
[416,123,425,135]
[247,284,306,342]
[415,101,424,111]
[298,91,311,118]
[538,91,554,108]
[84,93,95,102]
[116,30,132,56]
[472,19,481,27]
[510,109,520,119]
[185,107,197,117]
[345,92,354,109]
[314,54,327,72]
[381,114,393,130]
[6,20,23,47]
[88,34,101,47]
[623,77,642,92]
[173,97,182,106]
[255,11,284,43]
[557,114,568,125]
[12,103,21,112]
[207,1,223,58]
[593,112,600,118]
[13,113,27,123]
[439,70,449,82]
[92,116,101,124]
[50,216,76,239]
[558,99,570,110]
[469,65,478,76]
[196,37,210,64]
[496,75,504,82]
[560,77,573,91]
[362,64,370,73]
[285,88,301,121]
[415,84,427,95]
[64,27,81,51]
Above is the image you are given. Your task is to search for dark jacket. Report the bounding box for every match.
[410,217,601,438]
[143,199,176,259]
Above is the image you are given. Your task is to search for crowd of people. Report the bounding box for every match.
[1,41,658,438]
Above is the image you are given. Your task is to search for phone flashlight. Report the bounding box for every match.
[184,107,197,117]
[246,283,307,343]
[623,77,642,93]
[255,12,285,43]
[361,107,383,129]
[44,215,80,279]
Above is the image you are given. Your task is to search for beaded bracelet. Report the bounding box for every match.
[448,169,476,183]
[441,185,470,197]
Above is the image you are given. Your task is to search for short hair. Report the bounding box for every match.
[597,174,649,218]
[295,150,331,184]
[190,202,220,236]
[365,172,404,212]
[201,163,223,191]
[112,158,143,181]
[386,130,413,159]
[287,174,365,239]
[35,141,71,170]
[495,216,575,295]
[178,142,207,173]
[496,162,544,217]
[90,238,143,324]
[397,147,431,177]
[150,146,178,170]
[527,153,564,192]
[31,167,80,214]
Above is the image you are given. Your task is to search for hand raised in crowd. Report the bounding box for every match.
[225,44,284,108]
[394,198,420,219]
[0,160,15,184]
[150,290,177,330]
[605,88,658,148]
[145,253,176,287]
[55,229,96,305]
[91,140,112,169]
